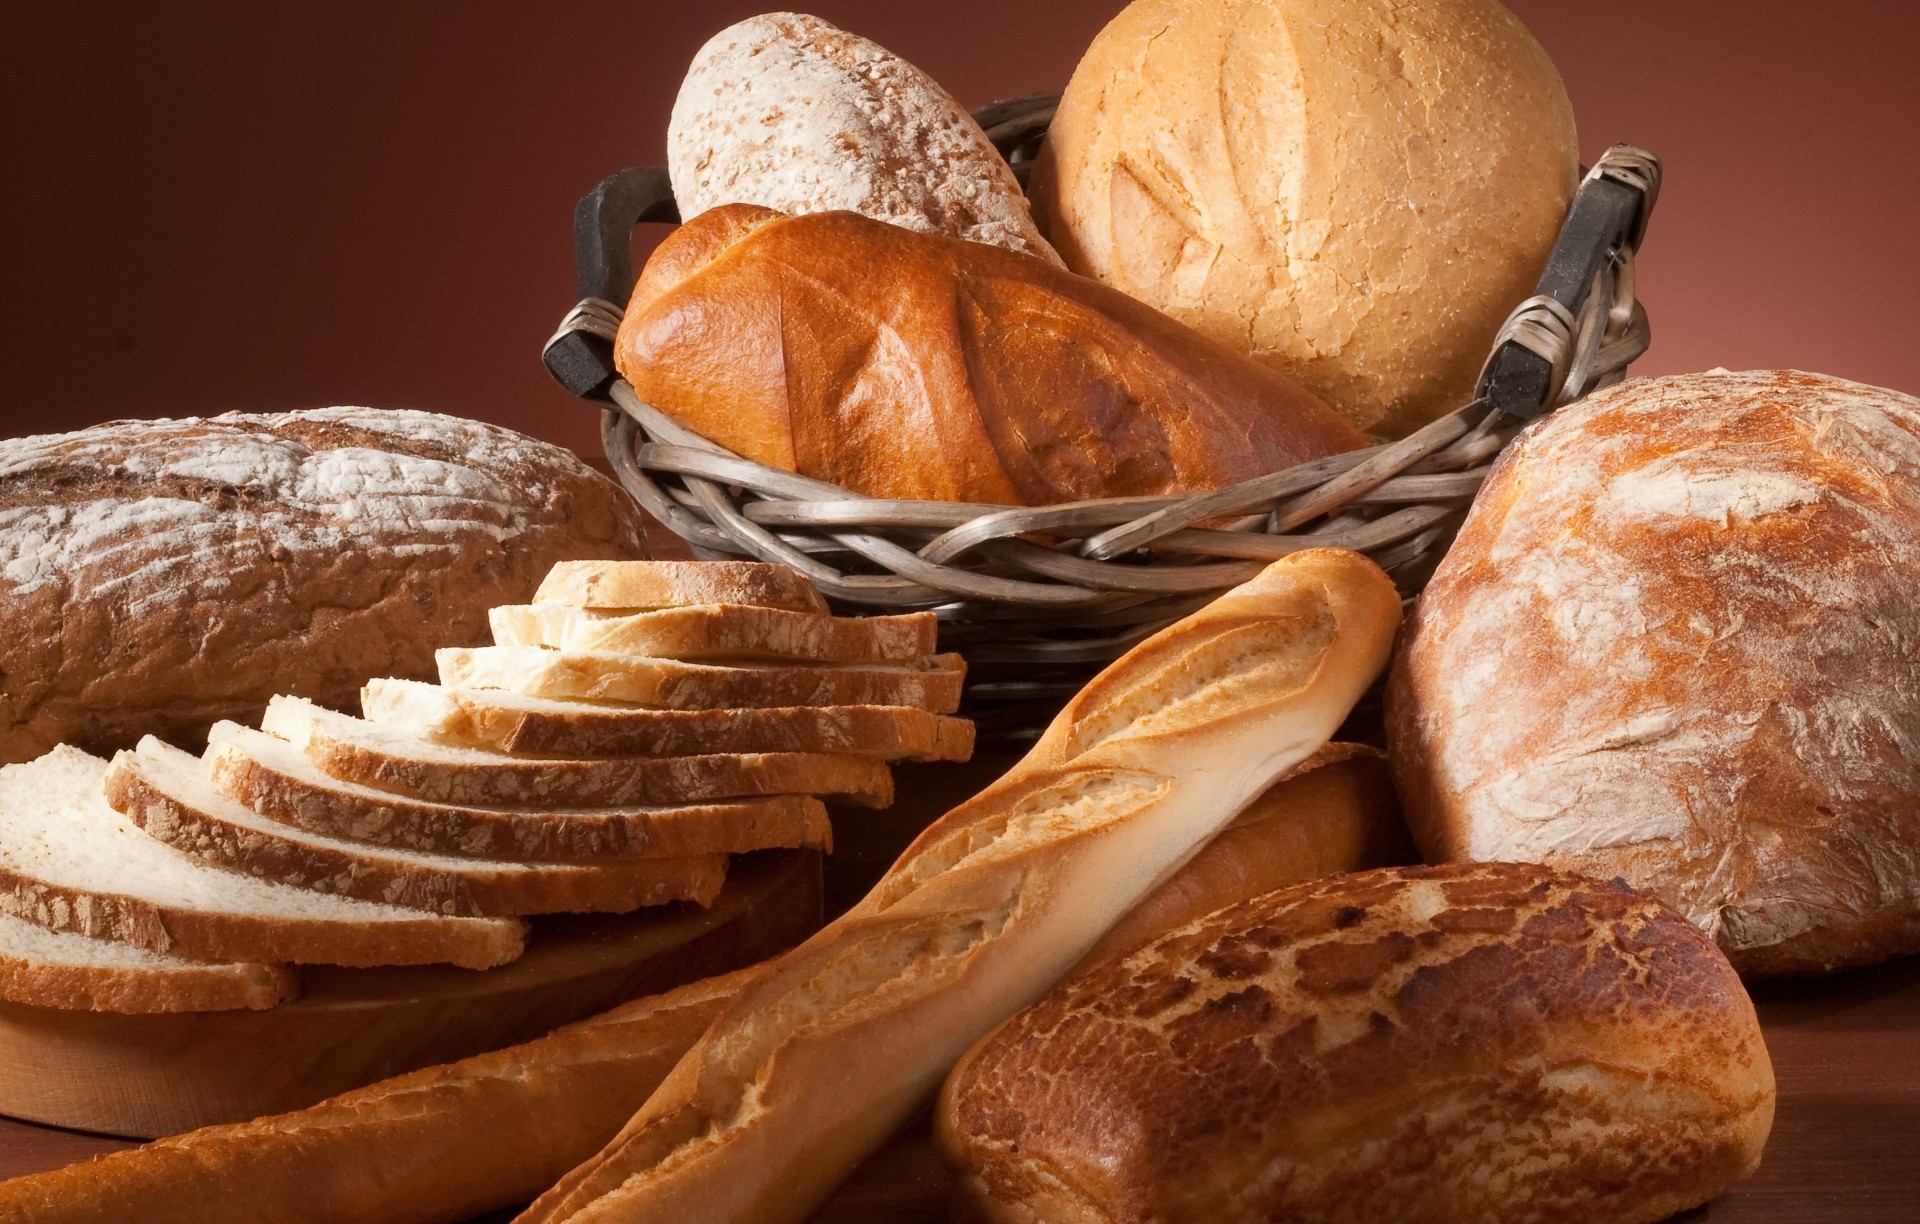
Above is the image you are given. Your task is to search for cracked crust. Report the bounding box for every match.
[939,861,1775,1224]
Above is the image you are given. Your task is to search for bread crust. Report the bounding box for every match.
[517,549,1401,1224]
[361,681,975,762]
[0,942,295,1013]
[0,409,644,765]
[1387,370,1920,975]
[488,604,938,664]
[616,205,1363,505]
[939,862,1775,1224]
[534,561,827,615]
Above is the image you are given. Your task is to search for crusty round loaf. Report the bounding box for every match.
[0,408,644,764]
[669,12,1058,263]
[1387,370,1920,976]
[1032,0,1578,437]
[939,861,1774,1224]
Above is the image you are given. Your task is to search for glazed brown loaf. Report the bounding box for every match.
[616,204,1365,505]
[940,862,1776,1224]
[0,408,645,764]
[1387,370,1920,975]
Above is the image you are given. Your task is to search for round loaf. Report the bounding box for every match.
[939,861,1774,1224]
[1387,370,1920,976]
[0,408,644,764]
[1032,0,1578,437]
[669,12,1058,263]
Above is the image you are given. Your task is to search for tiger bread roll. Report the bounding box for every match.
[517,549,1402,1224]
[669,12,1058,263]
[0,724,1398,1222]
[1388,370,1920,975]
[940,862,1775,1224]
[1034,0,1579,437]
[616,204,1364,505]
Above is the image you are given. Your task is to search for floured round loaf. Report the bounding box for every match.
[1387,370,1920,976]
[669,12,1058,263]
[0,408,644,764]
[939,862,1774,1224]
[1033,0,1578,437]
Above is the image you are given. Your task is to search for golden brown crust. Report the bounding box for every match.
[616,204,1363,506]
[0,953,296,1014]
[1386,370,1920,976]
[939,862,1774,1224]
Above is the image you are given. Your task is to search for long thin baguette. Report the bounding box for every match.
[0,969,751,1224]
[361,680,974,762]
[520,549,1401,1224]
[489,603,937,664]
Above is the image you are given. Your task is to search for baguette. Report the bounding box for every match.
[519,549,1401,1224]
[438,646,966,714]
[361,680,974,762]
[488,604,937,664]
[534,560,827,615]
[0,969,751,1224]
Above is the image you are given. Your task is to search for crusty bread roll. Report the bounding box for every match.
[617,204,1364,505]
[939,862,1775,1224]
[0,409,644,764]
[668,12,1058,263]
[516,549,1401,1224]
[1033,0,1578,437]
[1387,370,1920,976]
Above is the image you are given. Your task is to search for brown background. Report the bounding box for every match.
[3,1,1916,458]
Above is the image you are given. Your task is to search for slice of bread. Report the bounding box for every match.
[361,679,974,763]
[111,737,730,917]
[488,603,937,664]
[437,647,965,714]
[207,721,833,860]
[0,747,525,969]
[265,697,895,809]
[0,911,297,1013]
[535,560,828,615]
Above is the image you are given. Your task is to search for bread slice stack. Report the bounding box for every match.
[0,560,972,1014]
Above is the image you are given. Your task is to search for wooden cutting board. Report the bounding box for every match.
[0,848,820,1139]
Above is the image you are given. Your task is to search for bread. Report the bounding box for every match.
[362,679,975,762]
[206,725,832,860]
[0,408,644,765]
[0,747,525,969]
[616,204,1364,505]
[438,646,966,713]
[1386,370,1920,976]
[534,560,827,616]
[264,697,895,808]
[667,12,1057,263]
[939,862,1774,1224]
[518,549,1401,1224]
[106,737,729,917]
[1032,0,1579,437]
[0,912,295,1014]
[0,968,752,1224]
[489,603,938,663]
[1080,743,1412,968]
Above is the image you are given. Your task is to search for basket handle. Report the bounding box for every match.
[1476,146,1662,421]
[542,168,681,398]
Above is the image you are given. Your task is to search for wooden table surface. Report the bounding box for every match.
[3,745,1918,1222]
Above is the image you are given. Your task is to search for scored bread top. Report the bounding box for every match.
[0,910,296,1013]
[0,746,525,969]
[534,560,827,615]
[940,861,1775,1224]
[488,603,937,664]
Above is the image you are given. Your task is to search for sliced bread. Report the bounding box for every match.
[0,747,525,969]
[488,603,937,664]
[535,560,828,615]
[206,721,833,861]
[266,697,895,809]
[111,737,730,917]
[437,646,965,714]
[362,679,974,762]
[0,911,297,1013]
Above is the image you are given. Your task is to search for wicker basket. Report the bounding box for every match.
[544,95,1661,734]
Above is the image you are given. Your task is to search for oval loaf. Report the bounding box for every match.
[0,408,645,763]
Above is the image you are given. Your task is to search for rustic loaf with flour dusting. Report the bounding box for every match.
[0,408,645,764]
[1388,370,1920,976]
